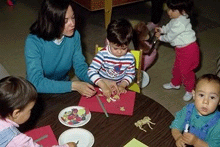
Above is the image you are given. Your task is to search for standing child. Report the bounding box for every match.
[0,76,76,147]
[170,74,220,147]
[155,0,200,101]
[88,19,135,98]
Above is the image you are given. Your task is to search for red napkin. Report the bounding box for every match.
[25,125,58,146]
[78,88,136,116]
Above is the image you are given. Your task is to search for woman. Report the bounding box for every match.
[24,0,96,97]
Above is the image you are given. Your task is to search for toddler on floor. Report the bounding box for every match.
[155,0,200,101]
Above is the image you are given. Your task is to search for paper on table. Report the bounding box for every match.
[78,87,136,116]
[124,138,149,147]
[25,125,58,146]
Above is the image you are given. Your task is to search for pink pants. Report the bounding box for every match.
[171,42,200,92]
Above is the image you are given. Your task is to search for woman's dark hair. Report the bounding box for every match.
[167,0,194,16]
[0,76,38,118]
[107,19,133,46]
[30,0,75,41]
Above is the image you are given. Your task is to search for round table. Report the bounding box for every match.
[20,91,176,147]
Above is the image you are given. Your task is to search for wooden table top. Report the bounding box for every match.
[20,91,176,147]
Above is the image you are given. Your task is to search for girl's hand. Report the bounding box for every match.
[72,81,96,97]
[67,142,77,147]
[155,32,161,38]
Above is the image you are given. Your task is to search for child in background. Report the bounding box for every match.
[88,19,135,98]
[155,0,200,101]
[0,76,76,147]
[133,21,158,71]
[170,74,220,147]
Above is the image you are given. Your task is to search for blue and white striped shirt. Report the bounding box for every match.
[88,45,135,86]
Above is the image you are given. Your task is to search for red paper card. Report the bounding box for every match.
[78,88,136,116]
[25,125,58,146]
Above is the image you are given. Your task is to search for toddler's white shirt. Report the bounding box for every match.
[160,15,196,47]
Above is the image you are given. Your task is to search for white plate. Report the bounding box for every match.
[58,128,95,147]
[141,71,150,88]
[58,106,91,127]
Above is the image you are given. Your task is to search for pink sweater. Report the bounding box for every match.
[0,119,68,147]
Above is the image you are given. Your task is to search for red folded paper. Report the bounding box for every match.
[25,125,58,146]
[78,88,136,116]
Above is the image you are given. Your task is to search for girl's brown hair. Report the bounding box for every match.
[0,76,37,118]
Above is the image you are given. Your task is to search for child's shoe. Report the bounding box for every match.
[183,91,193,101]
[163,82,180,90]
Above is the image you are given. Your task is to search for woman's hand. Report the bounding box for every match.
[72,81,96,97]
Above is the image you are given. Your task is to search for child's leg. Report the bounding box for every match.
[171,52,182,86]
[175,43,200,92]
[182,70,196,92]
